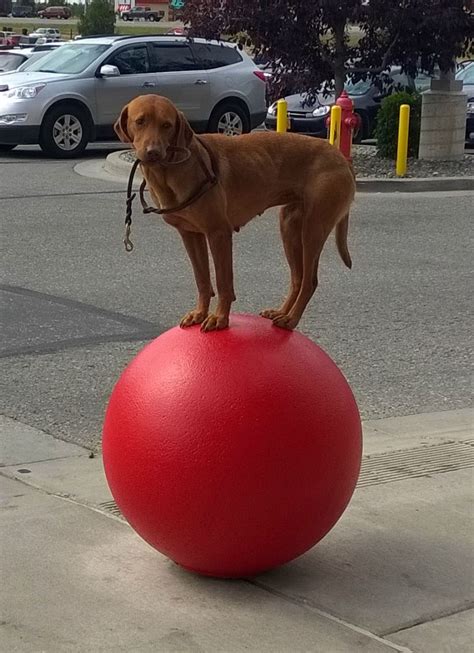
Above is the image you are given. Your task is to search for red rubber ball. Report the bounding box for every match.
[103,314,362,578]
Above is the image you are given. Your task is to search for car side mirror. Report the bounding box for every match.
[99,64,120,78]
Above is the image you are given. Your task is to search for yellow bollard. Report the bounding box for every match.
[396,104,410,177]
[276,99,288,133]
[328,105,342,149]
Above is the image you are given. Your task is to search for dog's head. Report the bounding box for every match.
[114,95,194,164]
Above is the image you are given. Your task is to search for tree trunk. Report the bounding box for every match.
[333,20,346,99]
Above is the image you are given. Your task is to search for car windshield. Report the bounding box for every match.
[0,53,24,72]
[26,43,110,74]
[456,63,474,84]
[344,77,372,96]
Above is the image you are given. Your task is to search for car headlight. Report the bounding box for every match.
[3,84,46,99]
[467,100,474,114]
[312,105,330,117]
[267,102,277,116]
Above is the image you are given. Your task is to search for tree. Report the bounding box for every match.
[182,1,473,99]
[79,0,115,37]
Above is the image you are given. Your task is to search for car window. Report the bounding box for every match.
[108,45,150,75]
[150,44,197,72]
[457,64,474,84]
[0,53,25,72]
[345,77,372,96]
[192,43,242,69]
[414,73,433,92]
[26,43,110,74]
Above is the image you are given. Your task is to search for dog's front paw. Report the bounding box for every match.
[271,313,298,330]
[180,309,208,328]
[200,313,229,332]
[260,308,281,320]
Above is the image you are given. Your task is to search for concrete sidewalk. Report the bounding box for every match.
[1,409,473,652]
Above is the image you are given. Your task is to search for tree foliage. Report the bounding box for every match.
[374,91,421,159]
[78,0,115,37]
[182,1,473,99]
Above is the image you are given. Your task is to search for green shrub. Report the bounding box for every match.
[375,91,422,159]
[79,0,115,37]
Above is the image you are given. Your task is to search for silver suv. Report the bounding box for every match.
[0,35,267,157]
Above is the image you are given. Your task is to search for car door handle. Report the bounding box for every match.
[194,79,208,85]
[143,81,156,88]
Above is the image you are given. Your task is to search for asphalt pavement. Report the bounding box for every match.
[1,144,472,449]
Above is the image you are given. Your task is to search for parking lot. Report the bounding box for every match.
[1,143,472,449]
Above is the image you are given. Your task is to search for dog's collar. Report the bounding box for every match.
[123,136,218,252]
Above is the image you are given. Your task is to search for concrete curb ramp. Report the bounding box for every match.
[1,408,473,651]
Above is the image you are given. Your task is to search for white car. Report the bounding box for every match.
[30,28,61,42]
[0,49,32,73]
[0,43,64,75]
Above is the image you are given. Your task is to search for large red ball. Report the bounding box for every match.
[103,314,361,578]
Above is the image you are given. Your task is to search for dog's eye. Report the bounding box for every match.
[162,122,172,129]
[135,117,145,126]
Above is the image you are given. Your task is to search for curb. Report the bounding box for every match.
[357,176,474,193]
[103,151,473,193]
[104,150,143,181]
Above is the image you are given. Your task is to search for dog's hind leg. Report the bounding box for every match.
[260,203,304,321]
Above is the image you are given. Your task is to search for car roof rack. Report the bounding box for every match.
[75,33,240,46]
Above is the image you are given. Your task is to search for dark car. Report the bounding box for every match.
[456,61,474,144]
[265,68,432,142]
[121,6,163,21]
[11,4,35,17]
[37,6,72,19]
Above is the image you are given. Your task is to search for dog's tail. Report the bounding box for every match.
[335,213,352,269]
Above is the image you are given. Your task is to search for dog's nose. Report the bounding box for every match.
[145,145,163,162]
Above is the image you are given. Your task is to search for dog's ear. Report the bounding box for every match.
[175,110,194,149]
[114,105,131,143]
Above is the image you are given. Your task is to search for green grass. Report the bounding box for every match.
[2,21,169,41]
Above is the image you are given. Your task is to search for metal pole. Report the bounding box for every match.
[396,104,410,177]
[328,104,342,149]
[276,99,288,133]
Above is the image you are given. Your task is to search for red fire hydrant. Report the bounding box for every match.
[326,90,361,161]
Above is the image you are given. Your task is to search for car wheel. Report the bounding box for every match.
[208,103,250,136]
[148,15,156,21]
[0,144,16,152]
[39,105,90,158]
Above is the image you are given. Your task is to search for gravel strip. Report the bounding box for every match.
[119,142,473,178]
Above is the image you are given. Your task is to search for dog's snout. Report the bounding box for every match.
[145,145,163,162]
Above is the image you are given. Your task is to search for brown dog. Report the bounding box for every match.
[115,95,355,332]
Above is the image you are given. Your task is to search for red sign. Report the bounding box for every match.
[118,3,131,11]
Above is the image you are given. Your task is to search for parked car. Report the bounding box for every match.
[0,49,30,72]
[0,43,64,75]
[265,67,431,142]
[165,27,188,36]
[30,28,61,42]
[456,61,474,144]
[0,35,267,156]
[0,30,16,48]
[120,6,163,21]
[0,32,22,47]
[18,34,48,47]
[37,6,72,19]
[11,4,35,18]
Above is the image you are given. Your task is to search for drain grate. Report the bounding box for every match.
[357,439,474,488]
[97,441,474,518]
[98,499,125,519]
